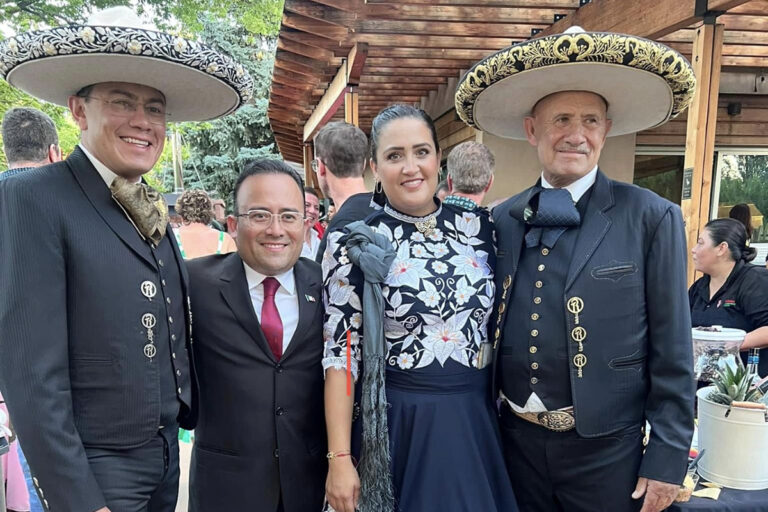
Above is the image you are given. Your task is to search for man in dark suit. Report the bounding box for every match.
[0,7,251,512]
[1,107,61,180]
[187,159,326,512]
[453,29,696,512]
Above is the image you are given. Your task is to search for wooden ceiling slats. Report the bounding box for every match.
[269,0,768,163]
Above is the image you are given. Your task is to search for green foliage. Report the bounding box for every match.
[158,16,281,209]
[718,155,768,242]
[707,361,761,406]
[0,80,79,169]
[1,1,284,201]
[0,0,284,36]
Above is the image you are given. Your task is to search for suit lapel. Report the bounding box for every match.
[218,254,276,361]
[565,170,615,291]
[67,147,155,268]
[282,259,321,361]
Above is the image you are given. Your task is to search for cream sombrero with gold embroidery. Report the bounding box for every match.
[455,27,696,139]
[0,7,252,122]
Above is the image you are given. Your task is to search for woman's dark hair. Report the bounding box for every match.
[369,105,440,164]
[728,203,753,240]
[705,218,757,263]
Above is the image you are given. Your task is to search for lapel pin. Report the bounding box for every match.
[305,294,317,303]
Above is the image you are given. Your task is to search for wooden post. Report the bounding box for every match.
[681,22,724,285]
[303,143,319,191]
[345,89,359,126]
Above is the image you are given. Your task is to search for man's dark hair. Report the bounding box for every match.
[2,107,59,166]
[304,186,319,198]
[234,159,305,213]
[314,122,368,178]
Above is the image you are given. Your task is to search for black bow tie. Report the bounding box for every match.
[518,188,581,249]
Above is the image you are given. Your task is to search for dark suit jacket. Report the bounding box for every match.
[0,147,196,512]
[187,253,326,512]
[492,170,694,485]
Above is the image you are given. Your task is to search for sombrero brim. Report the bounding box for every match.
[1,25,253,122]
[455,32,696,140]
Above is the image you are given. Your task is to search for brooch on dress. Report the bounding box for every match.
[415,215,437,237]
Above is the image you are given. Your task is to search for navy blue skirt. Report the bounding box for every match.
[386,366,518,512]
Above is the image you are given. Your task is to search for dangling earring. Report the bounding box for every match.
[371,179,385,209]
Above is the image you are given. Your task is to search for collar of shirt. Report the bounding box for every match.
[79,143,120,187]
[443,195,479,211]
[540,165,598,203]
[243,262,297,297]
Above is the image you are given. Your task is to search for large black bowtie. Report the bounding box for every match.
[522,188,581,249]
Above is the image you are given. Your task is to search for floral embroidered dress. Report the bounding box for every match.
[322,202,518,512]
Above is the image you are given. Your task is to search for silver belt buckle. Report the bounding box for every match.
[537,410,576,432]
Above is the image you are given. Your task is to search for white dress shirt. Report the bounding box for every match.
[79,144,121,187]
[301,228,321,260]
[506,166,598,414]
[243,263,299,353]
[540,165,598,202]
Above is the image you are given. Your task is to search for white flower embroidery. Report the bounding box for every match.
[174,37,188,53]
[396,353,415,369]
[410,232,425,242]
[411,244,428,258]
[454,277,474,306]
[427,229,443,242]
[79,27,95,44]
[456,212,481,237]
[127,40,142,55]
[328,266,356,306]
[448,241,490,284]
[42,42,57,55]
[7,39,18,54]
[350,313,362,328]
[386,241,430,290]
[420,309,472,366]
[428,242,449,257]
[431,261,448,274]
[206,62,219,73]
[416,281,440,308]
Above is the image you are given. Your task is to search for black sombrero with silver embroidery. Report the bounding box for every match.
[0,7,253,122]
[455,27,696,139]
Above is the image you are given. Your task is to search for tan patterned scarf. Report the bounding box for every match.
[110,176,169,246]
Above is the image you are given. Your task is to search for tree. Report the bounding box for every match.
[159,16,280,208]
[718,155,768,242]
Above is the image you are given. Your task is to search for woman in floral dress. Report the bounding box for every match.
[322,105,517,512]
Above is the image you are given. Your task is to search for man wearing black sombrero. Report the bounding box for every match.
[0,7,252,512]
[457,28,696,511]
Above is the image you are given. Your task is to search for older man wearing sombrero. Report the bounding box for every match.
[0,7,251,512]
[457,28,696,512]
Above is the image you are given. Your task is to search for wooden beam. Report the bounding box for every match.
[367,47,492,60]
[303,43,368,142]
[365,67,457,76]
[278,37,336,62]
[540,0,749,39]
[355,34,517,50]
[366,57,473,68]
[357,82,437,90]
[359,76,447,84]
[281,13,350,41]
[359,20,544,38]
[281,29,353,51]
[362,4,576,23]
[681,23,725,285]
[345,90,359,126]
[363,0,579,5]
[275,58,333,79]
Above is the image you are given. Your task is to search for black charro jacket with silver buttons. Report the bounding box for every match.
[491,170,694,486]
[0,147,197,512]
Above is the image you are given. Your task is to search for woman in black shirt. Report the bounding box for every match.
[689,218,768,375]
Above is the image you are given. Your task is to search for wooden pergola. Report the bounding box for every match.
[267,0,768,282]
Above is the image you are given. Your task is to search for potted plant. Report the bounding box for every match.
[697,362,768,490]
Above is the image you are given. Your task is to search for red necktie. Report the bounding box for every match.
[261,277,283,360]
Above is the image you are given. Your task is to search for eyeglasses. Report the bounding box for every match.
[236,209,305,228]
[84,96,169,125]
